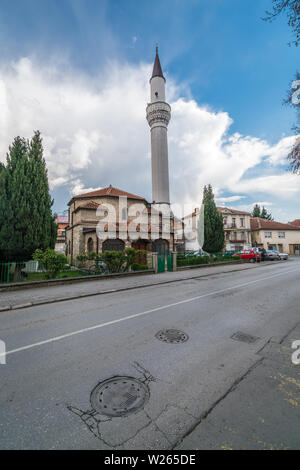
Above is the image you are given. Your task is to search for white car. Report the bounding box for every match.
[272,250,288,260]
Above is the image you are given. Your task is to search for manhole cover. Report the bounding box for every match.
[90,376,150,417]
[155,329,189,343]
[231,331,259,344]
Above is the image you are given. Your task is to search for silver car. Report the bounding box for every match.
[272,250,288,260]
[266,250,280,260]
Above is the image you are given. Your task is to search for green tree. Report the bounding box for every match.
[252,204,273,220]
[202,185,224,253]
[263,1,300,171]
[252,204,261,218]
[0,132,57,261]
[27,131,57,253]
[284,72,300,173]
[263,1,300,47]
[261,206,273,220]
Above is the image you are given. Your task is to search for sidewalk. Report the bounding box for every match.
[176,321,300,450]
[0,261,274,312]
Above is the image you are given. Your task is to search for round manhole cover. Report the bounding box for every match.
[155,329,189,343]
[90,377,150,417]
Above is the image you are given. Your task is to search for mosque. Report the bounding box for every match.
[65,48,175,261]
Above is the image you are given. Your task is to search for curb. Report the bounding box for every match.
[0,269,154,292]
[0,261,283,313]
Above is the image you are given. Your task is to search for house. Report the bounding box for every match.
[250,217,300,255]
[65,185,174,261]
[289,219,300,228]
[217,207,252,252]
[54,214,68,254]
[181,206,252,252]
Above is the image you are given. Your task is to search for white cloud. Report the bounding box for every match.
[0,57,298,217]
[216,195,246,203]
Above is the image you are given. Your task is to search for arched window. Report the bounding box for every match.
[87,237,94,253]
[102,238,125,252]
[152,238,169,255]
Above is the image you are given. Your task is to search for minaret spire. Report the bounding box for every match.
[151,45,165,81]
[146,47,171,205]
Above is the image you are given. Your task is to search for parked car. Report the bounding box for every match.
[265,250,280,261]
[272,250,289,260]
[192,250,210,257]
[252,247,267,261]
[233,250,261,262]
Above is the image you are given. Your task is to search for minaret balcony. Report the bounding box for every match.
[146,101,171,128]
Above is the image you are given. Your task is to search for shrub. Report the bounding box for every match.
[101,250,127,273]
[177,256,209,267]
[33,248,67,279]
[131,263,148,271]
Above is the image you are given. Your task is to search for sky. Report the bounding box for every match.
[0,0,299,221]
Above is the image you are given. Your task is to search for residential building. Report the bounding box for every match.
[54,214,68,254]
[180,206,252,252]
[290,219,300,229]
[250,217,300,255]
[217,207,252,251]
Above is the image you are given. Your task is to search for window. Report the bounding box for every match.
[264,232,272,238]
[223,218,227,226]
[241,231,245,240]
[87,237,94,253]
[278,232,285,238]
[232,218,236,228]
[240,218,244,227]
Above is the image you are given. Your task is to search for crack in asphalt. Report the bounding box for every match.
[172,357,264,449]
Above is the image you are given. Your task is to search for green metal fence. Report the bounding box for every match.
[176,251,241,268]
[0,254,154,285]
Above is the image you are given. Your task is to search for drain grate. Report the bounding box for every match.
[155,329,189,343]
[231,331,259,344]
[90,376,150,417]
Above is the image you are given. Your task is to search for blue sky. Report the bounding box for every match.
[0,0,299,221]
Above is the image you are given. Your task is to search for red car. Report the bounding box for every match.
[233,250,261,262]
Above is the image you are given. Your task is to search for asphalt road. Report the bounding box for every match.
[0,258,300,450]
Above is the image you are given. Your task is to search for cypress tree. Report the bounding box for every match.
[27,131,57,253]
[252,204,261,218]
[202,184,225,253]
[0,132,57,261]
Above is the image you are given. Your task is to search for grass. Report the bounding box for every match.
[26,270,89,281]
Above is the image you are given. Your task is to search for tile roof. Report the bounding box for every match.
[250,217,299,231]
[217,206,251,216]
[79,201,100,209]
[290,219,300,228]
[182,205,251,220]
[70,185,146,204]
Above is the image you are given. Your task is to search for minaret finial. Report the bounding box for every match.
[156,43,158,54]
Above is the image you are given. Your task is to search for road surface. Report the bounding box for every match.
[0,258,299,449]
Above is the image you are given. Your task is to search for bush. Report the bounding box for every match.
[100,250,127,273]
[177,256,209,267]
[33,248,67,279]
[132,263,149,271]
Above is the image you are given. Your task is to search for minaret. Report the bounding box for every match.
[146,47,171,205]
